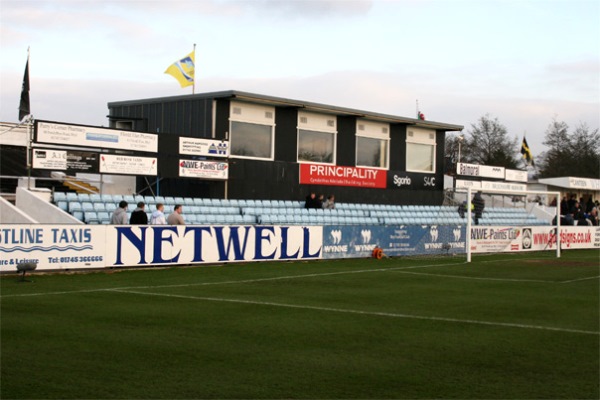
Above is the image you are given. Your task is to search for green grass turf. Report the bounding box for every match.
[1,249,598,399]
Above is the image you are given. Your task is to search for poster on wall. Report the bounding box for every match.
[179,137,229,157]
[387,171,438,190]
[469,225,599,253]
[179,159,228,180]
[105,225,323,266]
[66,151,99,173]
[36,121,158,153]
[0,225,107,271]
[32,149,67,170]
[99,154,157,176]
[32,149,100,172]
[322,224,466,259]
[299,163,386,189]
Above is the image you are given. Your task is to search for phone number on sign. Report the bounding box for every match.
[48,256,103,264]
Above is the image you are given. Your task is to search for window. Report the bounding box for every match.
[297,112,336,164]
[355,120,389,169]
[406,128,436,172]
[229,102,275,160]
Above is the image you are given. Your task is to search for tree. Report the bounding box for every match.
[538,119,600,179]
[444,133,465,175]
[461,114,519,168]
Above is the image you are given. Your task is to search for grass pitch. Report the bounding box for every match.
[1,250,599,399]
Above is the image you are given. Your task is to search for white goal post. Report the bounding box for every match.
[458,187,562,262]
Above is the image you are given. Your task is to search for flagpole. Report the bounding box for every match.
[192,43,196,95]
[23,47,33,190]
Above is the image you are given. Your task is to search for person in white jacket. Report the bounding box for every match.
[150,203,167,225]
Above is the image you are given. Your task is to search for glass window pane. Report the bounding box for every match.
[356,136,388,168]
[230,121,273,159]
[406,142,434,172]
[298,130,334,163]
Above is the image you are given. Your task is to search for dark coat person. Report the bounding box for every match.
[130,202,148,224]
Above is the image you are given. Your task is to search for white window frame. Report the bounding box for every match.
[355,119,390,170]
[406,127,437,173]
[229,101,276,161]
[297,111,337,165]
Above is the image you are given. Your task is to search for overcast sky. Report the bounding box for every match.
[1,0,598,158]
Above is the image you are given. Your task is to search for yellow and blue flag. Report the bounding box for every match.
[165,51,195,88]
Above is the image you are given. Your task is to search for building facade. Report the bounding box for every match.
[107,90,463,205]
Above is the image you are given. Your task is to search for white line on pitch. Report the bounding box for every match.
[0,261,466,299]
[109,288,600,336]
[560,275,600,284]
[392,270,554,283]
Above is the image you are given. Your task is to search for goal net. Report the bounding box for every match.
[440,187,561,262]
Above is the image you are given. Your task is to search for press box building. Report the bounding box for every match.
[107,90,463,205]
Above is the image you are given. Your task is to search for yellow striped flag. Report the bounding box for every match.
[165,51,195,88]
[520,136,534,166]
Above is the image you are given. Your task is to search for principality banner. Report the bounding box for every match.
[299,163,386,188]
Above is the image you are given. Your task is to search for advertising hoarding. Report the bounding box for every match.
[36,121,158,153]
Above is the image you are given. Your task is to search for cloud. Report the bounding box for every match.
[230,0,374,18]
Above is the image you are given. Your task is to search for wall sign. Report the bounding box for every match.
[299,163,386,189]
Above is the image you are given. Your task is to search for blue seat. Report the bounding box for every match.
[53,192,67,202]
[56,201,68,212]
[81,202,94,212]
[68,202,82,212]
[242,215,256,224]
[66,192,79,201]
[105,203,117,212]
[123,195,135,203]
[89,194,102,203]
[78,193,91,202]
[84,211,99,224]
[72,211,84,221]
[93,203,106,212]
[98,211,110,224]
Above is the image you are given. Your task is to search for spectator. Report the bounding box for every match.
[587,207,599,226]
[305,192,318,209]
[472,191,485,225]
[560,196,569,215]
[150,203,167,225]
[129,201,148,225]
[110,200,128,224]
[567,195,576,213]
[570,201,586,225]
[167,204,185,225]
[316,194,324,208]
[322,194,335,209]
[586,198,595,214]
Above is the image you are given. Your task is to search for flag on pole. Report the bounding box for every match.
[19,57,30,121]
[520,136,534,166]
[164,51,195,88]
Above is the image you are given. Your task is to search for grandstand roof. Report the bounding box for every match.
[537,177,600,191]
[108,90,464,132]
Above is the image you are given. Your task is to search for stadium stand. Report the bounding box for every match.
[50,192,552,226]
